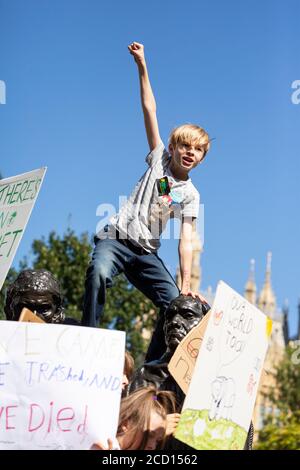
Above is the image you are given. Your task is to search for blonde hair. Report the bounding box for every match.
[117,386,176,450]
[169,123,211,158]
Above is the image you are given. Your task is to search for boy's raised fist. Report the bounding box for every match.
[128,41,145,66]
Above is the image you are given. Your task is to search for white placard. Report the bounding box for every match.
[0,168,47,290]
[175,281,272,450]
[0,321,125,449]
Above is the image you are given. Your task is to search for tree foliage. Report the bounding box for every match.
[255,417,300,450]
[267,345,300,415]
[104,273,157,361]
[255,346,300,450]
[21,230,92,321]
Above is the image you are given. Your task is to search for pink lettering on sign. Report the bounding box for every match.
[0,405,18,430]
[77,405,88,435]
[28,403,45,432]
[27,402,88,435]
[213,310,223,326]
[57,408,75,432]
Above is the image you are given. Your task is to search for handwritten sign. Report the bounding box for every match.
[175,281,272,450]
[0,321,125,449]
[168,311,211,394]
[0,168,46,290]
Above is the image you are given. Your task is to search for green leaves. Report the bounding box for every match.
[22,229,92,321]
[255,347,300,450]
[255,420,300,450]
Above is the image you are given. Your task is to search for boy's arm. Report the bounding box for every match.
[128,42,161,151]
[179,218,207,301]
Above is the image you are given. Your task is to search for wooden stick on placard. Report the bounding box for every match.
[18,307,45,323]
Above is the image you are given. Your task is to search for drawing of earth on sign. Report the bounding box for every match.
[175,409,247,450]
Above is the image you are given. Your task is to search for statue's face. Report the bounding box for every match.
[10,293,59,322]
[164,306,203,352]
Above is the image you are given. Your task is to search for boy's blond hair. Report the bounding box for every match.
[169,124,210,158]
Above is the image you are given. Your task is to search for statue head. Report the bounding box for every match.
[4,269,65,323]
[164,294,210,352]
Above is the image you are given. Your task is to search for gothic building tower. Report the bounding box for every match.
[244,259,257,305]
[257,252,276,317]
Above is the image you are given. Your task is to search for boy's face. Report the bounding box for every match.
[169,141,205,173]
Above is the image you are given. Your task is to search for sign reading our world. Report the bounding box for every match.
[175,281,272,450]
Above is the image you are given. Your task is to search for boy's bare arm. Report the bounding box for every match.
[128,42,161,151]
[179,218,207,302]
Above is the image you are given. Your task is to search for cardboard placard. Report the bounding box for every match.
[168,311,211,394]
[175,281,272,450]
[18,308,45,323]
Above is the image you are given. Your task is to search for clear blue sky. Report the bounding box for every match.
[0,0,299,336]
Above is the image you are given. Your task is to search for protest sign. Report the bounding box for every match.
[0,321,125,449]
[0,168,46,290]
[175,280,272,450]
[168,311,211,395]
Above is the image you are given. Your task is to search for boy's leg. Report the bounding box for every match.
[125,252,180,361]
[82,237,130,327]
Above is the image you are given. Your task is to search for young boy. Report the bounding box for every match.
[82,42,210,361]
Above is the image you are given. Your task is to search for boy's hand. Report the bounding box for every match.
[181,288,208,303]
[128,41,145,67]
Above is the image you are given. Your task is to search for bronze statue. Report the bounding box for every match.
[129,294,210,408]
[4,269,66,323]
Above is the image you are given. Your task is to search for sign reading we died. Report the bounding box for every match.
[0,168,47,290]
[0,321,125,449]
[175,280,272,450]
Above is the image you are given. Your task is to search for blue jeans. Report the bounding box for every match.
[82,234,180,361]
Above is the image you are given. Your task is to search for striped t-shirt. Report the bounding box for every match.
[99,141,200,253]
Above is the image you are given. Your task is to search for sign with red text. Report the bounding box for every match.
[0,321,125,450]
[175,281,272,450]
[0,168,47,290]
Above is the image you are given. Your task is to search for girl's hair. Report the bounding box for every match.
[169,123,211,158]
[117,386,176,450]
[124,350,135,382]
